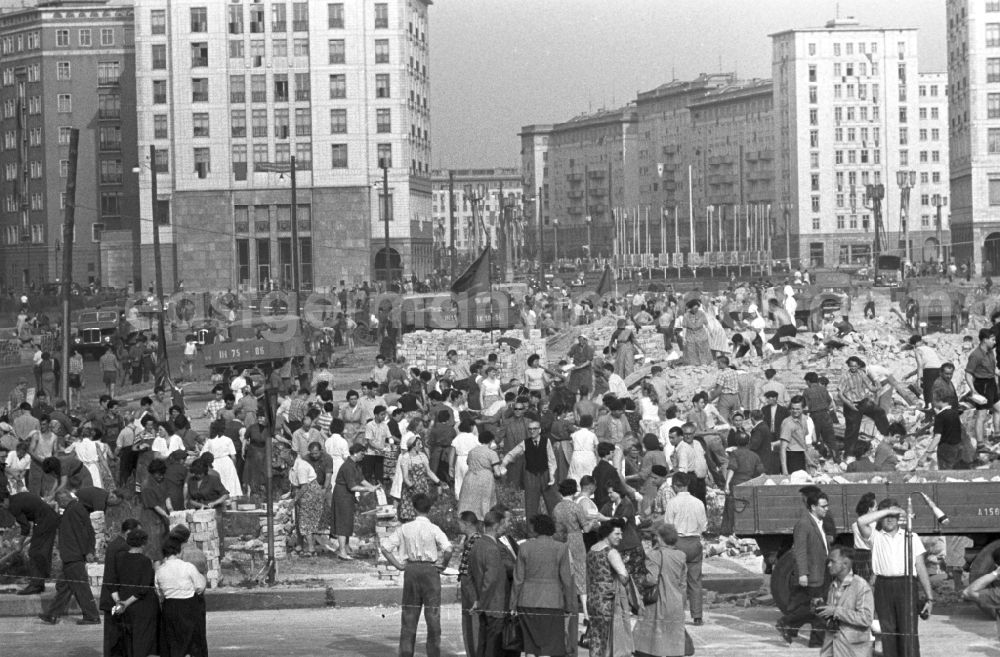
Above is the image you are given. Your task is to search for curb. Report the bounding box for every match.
[0,574,764,617]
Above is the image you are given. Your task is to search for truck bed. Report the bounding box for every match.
[732,471,1000,537]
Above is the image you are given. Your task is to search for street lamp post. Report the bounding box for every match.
[932,194,948,265]
[463,183,486,257]
[379,159,390,289]
[896,169,916,266]
[865,183,886,284]
[779,201,793,270]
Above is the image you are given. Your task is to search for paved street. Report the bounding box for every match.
[0,603,997,657]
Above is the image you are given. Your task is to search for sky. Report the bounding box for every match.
[429,0,948,169]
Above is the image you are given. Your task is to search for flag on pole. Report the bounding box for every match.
[596,264,615,296]
[451,246,491,296]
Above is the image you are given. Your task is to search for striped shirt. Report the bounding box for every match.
[840,369,877,404]
[715,368,739,395]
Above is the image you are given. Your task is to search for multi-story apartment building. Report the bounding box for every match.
[429,168,523,272]
[914,72,951,263]
[133,0,432,293]
[771,18,947,268]
[518,123,552,261]
[0,0,138,292]
[948,0,1000,274]
[541,106,639,261]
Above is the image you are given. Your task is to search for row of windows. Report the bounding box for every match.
[0,32,39,54]
[55,27,114,47]
[160,4,391,36]
[0,225,45,245]
[221,37,392,65]
[1,61,120,86]
[808,61,880,80]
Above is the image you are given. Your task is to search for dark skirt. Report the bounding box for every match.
[331,485,356,537]
[160,596,202,657]
[517,606,567,656]
[119,595,159,657]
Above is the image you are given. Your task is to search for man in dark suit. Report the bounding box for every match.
[761,390,789,435]
[747,409,777,474]
[777,488,831,647]
[469,509,512,657]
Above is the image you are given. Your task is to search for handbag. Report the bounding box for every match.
[501,612,523,652]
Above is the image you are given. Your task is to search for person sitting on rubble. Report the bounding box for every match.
[845,440,879,473]
[833,315,855,338]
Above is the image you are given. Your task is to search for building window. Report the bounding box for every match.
[899,128,908,145]
[250,39,265,65]
[153,114,167,138]
[59,159,69,177]
[810,152,819,169]
[990,59,1000,83]
[192,78,208,102]
[811,197,820,212]
[990,24,1000,48]
[191,42,208,67]
[990,179,1000,206]
[809,130,818,147]
[152,44,167,69]
[329,39,345,64]
[274,74,289,102]
[328,3,345,28]
[192,112,210,137]
[230,75,245,103]
[808,64,816,82]
[252,109,268,137]
[375,39,389,63]
[899,150,908,166]
[273,38,288,57]
[230,39,244,58]
[809,108,817,125]
[272,3,287,32]
[98,61,120,86]
[275,143,290,164]
[151,10,166,34]
[811,217,820,231]
[101,192,121,217]
[293,38,309,56]
[99,126,121,151]
[56,29,69,47]
[375,3,389,28]
[190,7,208,33]
[56,61,71,80]
[58,126,72,144]
[294,73,310,100]
[153,80,167,104]
[292,2,309,31]
[811,174,819,191]
[275,108,289,139]
[100,159,123,184]
[331,144,348,168]
[250,5,264,33]
[154,147,169,173]
[376,73,390,98]
[251,74,266,102]
[295,144,312,170]
[990,0,1000,11]
[808,42,816,56]
[330,109,347,133]
[329,74,346,98]
[229,5,243,34]
[377,143,392,168]
[376,108,391,133]
[57,94,71,112]
[101,28,114,46]
[253,144,268,169]
[194,147,210,178]
[232,144,247,181]
[295,108,311,136]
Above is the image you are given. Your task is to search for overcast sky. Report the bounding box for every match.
[429,0,947,169]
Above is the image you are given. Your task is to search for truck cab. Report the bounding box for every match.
[73,309,120,358]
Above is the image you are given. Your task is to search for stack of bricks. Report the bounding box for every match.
[169,509,222,588]
[398,329,546,382]
[257,513,288,560]
[89,511,106,562]
[374,513,401,582]
[577,325,671,363]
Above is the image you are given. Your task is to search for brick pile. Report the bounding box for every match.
[399,330,547,382]
[169,509,221,588]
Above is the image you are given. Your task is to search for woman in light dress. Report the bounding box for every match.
[200,420,242,500]
[705,299,730,357]
[65,426,111,489]
[524,354,549,398]
[457,431,502,520]
[449,418,479,498]
[681,299,713,366]
[567,415,599,484]
[479,367,503,408]
[610,319,641,378]
[637,383,661,437]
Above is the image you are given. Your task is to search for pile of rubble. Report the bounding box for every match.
[168,509,222,588]
[399,329,547,382]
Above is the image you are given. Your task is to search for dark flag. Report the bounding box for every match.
[595,265,614,297]
[451,247,491,296]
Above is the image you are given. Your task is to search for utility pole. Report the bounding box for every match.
[290,155,300,315]
[448,170,456,281]
[61,129,79,404]
[537,186,545,289]
[149,145,169,376]
[380,159,391,289]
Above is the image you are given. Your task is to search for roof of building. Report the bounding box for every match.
[687,79,773,109]
[769,17,916,37]
[550,104,637,134]
[636,73,737,103]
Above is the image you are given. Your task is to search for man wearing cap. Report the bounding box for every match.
[839,357,890,457]
[966,328,1000,447]
[761,390,789,436]
[758,368,789,406]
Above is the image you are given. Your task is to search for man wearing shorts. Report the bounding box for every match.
[183,336,198,380]
[965,328,1000,447]
[98,346,119,398]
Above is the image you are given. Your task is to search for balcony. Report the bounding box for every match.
[293,20,309,31]
[588,169,606,179]
[566,172,584,183]
[567,190,584,200]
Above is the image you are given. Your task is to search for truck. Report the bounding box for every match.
[72,309,121,358]
[733,470,1000,614]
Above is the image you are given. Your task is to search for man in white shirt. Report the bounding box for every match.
[856,499,934,657]
[670,425,709,504]
[324,418,351,484]
[664,472,707,625]
[604,363,629,399]
[657,405,684,460]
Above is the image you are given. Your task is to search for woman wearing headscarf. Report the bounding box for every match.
[681,299,713,366]
[289,450,329,556]
[610,318,641,378]
[331,443,377,560]
[633,523,690,657]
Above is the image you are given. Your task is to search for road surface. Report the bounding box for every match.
[0,602,997,657]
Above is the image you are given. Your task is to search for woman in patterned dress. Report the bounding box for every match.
[396,434,440,522]
[681,299,713,366]
[289,454,328,556]
[586,519,633,657]
[600,485,646,587]
[457,431,501,520]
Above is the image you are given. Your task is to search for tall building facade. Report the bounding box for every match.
[771,18,947,268]
[133,0,432,294]
[518,123,551,264]
[914,72,951,263]
[0,1,138,292]
[948,0,1000,273]
[429,168,522,270]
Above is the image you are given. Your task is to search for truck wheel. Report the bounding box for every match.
[770,550,797,614]
[969,539,1000,618]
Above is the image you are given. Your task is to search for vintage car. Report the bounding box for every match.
[73,309,121,358]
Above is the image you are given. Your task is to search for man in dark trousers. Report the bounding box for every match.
[99,518,142,656]
[380,493,452,657]
[0,489,59,595]
[777,488,830,647]
[747,409,777,474]
[761,390,789,436]
[468,509,512,657]
[499,419,561,517]
[39,489,101,624]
